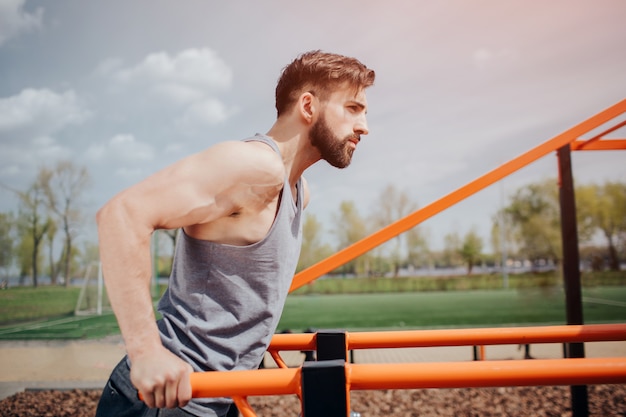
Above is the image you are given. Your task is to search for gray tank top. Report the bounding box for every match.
[156,134,303,416]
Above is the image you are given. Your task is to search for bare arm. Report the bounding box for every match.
[96,141,284,408]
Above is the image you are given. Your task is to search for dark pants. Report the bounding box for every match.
[95,357,196,417]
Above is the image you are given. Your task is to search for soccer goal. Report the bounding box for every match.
[74,261,110,316]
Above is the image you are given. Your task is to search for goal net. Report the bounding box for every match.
[74,261,111,316]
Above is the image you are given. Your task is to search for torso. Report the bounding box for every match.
[184,195,280,246]
[182,139,303,247]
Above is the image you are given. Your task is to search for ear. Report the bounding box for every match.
[298,91,317,125]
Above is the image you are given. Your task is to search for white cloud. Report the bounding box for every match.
[177,98,237,130]
[31,136,72,160]
[0,88,90,140]
[101,48,236,128]
[85,134,155,162]
[93,57,124,77]
[0,136,72,182]
[0,0,43,46]
[114,48,232,100]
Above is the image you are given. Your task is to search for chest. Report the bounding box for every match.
[184,195,282,246]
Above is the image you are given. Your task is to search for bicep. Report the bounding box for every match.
[111,160,236,232]
[99,141,284,233]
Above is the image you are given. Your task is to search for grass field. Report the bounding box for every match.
[0,286,81,324]
[0,285,625,340]
[278,287,626,331]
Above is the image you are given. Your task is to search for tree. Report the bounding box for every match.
[459,228,483,275]
[442,232,463,268]
[45,217,60,284]
[15,181,50,287]
[40,161,91,286]
[0,212,16,282]
[332,200,369,276]
[370,185,419,277]
[500,179,626,271]
[503,179,562,265]
[406,225,430,269]
[578,181,626,270]
[297,213,333,272]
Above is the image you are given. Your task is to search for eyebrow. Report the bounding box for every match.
[348,100,368,114]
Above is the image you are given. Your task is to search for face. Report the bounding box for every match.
[309,88,369,169]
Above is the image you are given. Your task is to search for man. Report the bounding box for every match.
[95,50,375,417]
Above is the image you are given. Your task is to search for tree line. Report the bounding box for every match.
[0,161,94,287]
[297,181,626,277]
[1,162,624,287]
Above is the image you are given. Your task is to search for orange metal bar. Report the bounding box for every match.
[180,357,626,417]
[573,119,626,148]
[232,396,257,417]
[184,357,626,398]
[270,332,316,351]
[571,139,626,150]
[180,324,626,417]
[268,350,289,369]
[290,98,626,291]
[479,345,486,361]
[347,357,626,390]
[268,324,626,351]
[189,367,301,398]
[347,323,626,349]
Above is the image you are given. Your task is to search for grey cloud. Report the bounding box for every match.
[0,88,90,141]
[0,0,43,46]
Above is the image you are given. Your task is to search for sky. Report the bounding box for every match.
[0,0,625,253]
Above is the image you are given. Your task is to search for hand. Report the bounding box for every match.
[130,346,193,409]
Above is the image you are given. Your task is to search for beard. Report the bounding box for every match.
[309,114,358,169]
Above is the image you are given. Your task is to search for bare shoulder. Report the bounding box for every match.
[199,140,285,186]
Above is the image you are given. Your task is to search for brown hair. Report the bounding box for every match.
[275,50,375,117]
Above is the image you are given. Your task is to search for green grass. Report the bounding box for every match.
[291,270,626,295]
[0,286,81,324]
[1,277,624,340]
[0,314,120,340]
[277,287,626,332]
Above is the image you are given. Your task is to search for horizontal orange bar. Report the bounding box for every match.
[347,323,626,349]
[270,332,316,351]
[571,139,626,150]
[267,324,626,351]
[348,357,626,390]
[186,357,626,399]
[190,367,301,398]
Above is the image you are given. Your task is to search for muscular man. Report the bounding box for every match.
[95,50,375,417]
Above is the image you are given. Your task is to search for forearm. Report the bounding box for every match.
[97,204,162,360]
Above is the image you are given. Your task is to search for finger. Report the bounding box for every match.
[140,389,156,409]
[177,368,193,408]
[154,385,166,409]
[165,376,179,408]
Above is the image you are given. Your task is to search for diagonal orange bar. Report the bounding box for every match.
[290,98,626,291]
[573,119,626,148]
[347,357,626,390]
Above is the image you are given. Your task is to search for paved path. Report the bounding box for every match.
[1,336,625,400]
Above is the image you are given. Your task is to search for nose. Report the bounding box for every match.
[354,114,369,136]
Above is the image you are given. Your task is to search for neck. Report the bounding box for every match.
[266,120,321,187]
